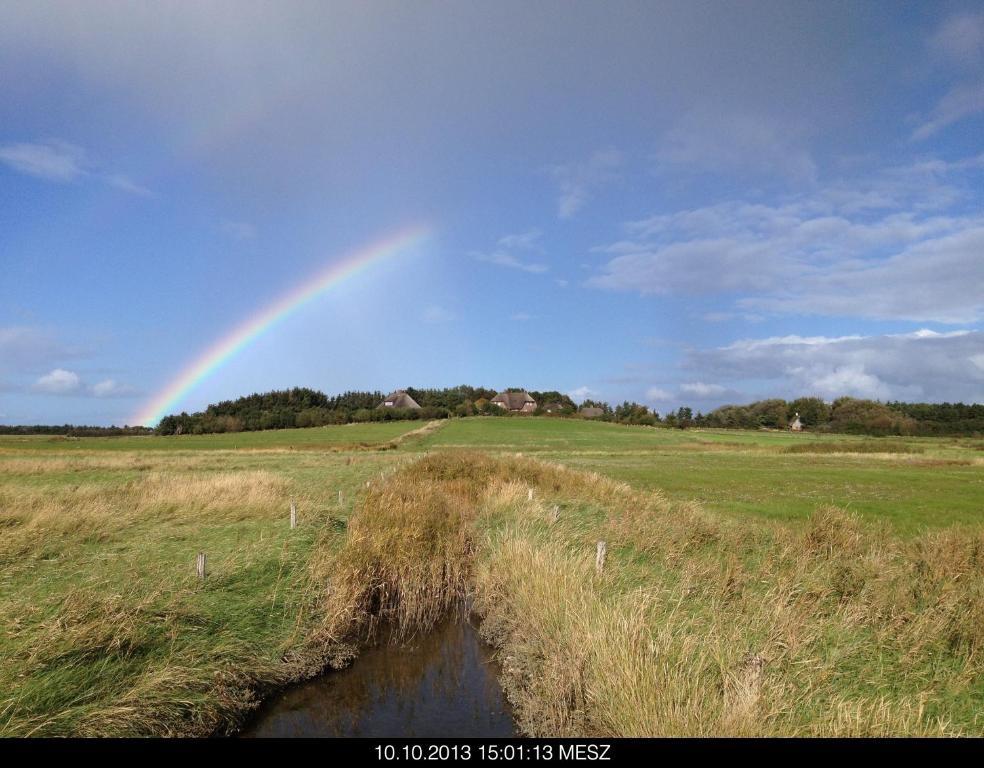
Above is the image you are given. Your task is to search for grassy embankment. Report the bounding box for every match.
[311,449,984,735]
[0,421,433,736]
[1,417,981,735]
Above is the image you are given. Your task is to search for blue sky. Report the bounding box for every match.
[1,1,983,426]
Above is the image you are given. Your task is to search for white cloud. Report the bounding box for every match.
[914,13,984,140]
[680,382,727,398]
[645,387,673,401]
[912,80,984,140]
[473,250,548,274]
[930,12,984,68]
[588,161,984,323]
[685,329,984,403]
[550,148,622,219]
[0,140,87,181]
[90,379,137,398]
[656,110,816,183]
[220,219,257,240]
[422,304,454,324]
[567,386,596,403]
[510,312,535,322]
[105,173,153,197]
[33,369,81,395]
[0,139,151,195]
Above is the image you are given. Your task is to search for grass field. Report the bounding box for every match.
[1,417,981,735]
[423,418,984,532]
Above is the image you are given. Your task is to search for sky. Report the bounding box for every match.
[1,1,983,426]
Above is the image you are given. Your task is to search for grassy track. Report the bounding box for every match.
[0,417,981,735]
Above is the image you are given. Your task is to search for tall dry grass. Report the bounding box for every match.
[0,467,315,737]
[3,447,980,737]
[0,471,288,565]
[311,450,982,736]
[465,458,984,736]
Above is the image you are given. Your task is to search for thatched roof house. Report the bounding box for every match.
[542,402,565,414]
[377,390,421,409]
[491,390,537,413]
[579,406,604,418]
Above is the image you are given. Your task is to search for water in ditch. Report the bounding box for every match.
[241,617,518,737]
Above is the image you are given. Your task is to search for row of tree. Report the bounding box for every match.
[152,386,589,434]
[0,424,152,437]
[10,388,968,437]
[592,396,984,436]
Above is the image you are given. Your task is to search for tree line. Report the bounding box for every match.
[0,424,153,437]
[5,389,979,437]
[152,386,586,434]
[597,396,984,436]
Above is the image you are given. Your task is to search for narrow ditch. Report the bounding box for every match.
[241,613,517,737]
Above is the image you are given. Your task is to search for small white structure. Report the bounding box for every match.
[790,412,803,431]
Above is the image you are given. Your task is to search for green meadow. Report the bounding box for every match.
[1,417,982,735]
[422,418,983,532]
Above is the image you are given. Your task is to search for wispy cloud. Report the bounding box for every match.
[550,148,622,219]
[105,173,153,197]
[90,379,139,398]
[930,11,984,68]
[680,382,728,398]
[914,12,984,140]
[510,312,535,321]
[567,385,597,403]
[0,139,151,195]
[498,230,542,251]
[0,140,86,182]
[588,157,984,323]
[645,387,673,401]
[655,110,816,184]
[473,250,548,274]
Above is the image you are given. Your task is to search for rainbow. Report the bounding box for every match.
[133,225,430,426]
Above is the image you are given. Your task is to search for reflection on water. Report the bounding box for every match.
[241,618,518,737]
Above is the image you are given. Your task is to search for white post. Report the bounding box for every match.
[290,499,297,529]
[196,552,207,580]
[595,541,607,574]
[338,489,343,505]
[527,488,534,501]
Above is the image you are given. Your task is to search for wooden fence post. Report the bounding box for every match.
[595,541,607,574]
[196,552,207,580]
[338,489,343,505]
[528,488,534,501]
[290,499,297,529]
